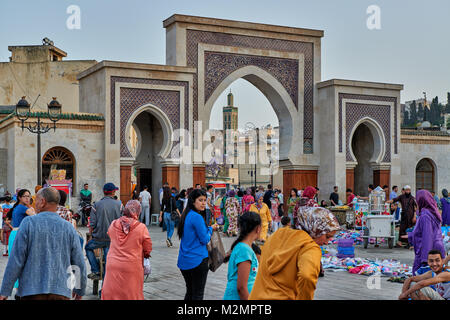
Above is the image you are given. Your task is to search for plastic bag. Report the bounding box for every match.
[207,230,226,272]
[143,258,151,275]
[216,215,224,225]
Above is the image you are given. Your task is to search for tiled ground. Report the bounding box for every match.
[0,225,414,300]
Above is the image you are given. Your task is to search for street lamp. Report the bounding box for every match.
[15,96,62,186]
[245,122,257,189]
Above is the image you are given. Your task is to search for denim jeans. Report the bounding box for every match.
[205,209,212,226]
[140,205,150,226]
[85,239,110,275]
[163,212,175,240]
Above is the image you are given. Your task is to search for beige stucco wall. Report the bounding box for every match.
[0,120,104,208]
[399,136,450,196]
[0,59,96,113]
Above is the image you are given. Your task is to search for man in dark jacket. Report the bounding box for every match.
[85,183,122,280]
[388,185,417,247]
[80,183,92,205]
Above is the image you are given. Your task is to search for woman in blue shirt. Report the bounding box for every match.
[223,211,261,300]
[9,189,35,228]
[7,188,35,290]
[177,189,219,300]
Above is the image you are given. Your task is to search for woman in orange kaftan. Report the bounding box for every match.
[101,200,152,300]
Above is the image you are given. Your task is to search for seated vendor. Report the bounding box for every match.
[346,189,356,208]
[399,250,450,300]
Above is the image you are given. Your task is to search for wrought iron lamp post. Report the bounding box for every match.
[15,96,62,186]
[245,122,258,189]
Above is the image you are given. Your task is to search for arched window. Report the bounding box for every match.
[416,158,435,192]
[42,147,75,195]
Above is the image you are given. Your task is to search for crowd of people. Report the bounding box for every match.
[0,180,448,301]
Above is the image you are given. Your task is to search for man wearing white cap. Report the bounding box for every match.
[388,185,417,248]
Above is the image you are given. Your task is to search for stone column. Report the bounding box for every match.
[135,166,141,194]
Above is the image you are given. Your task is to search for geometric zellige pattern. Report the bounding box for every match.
[204,51,299,110]
[345,103,391,163]
[186,29,314,153]
[110,76,189,145]
[338,93,398,156]
[119,87,180,158]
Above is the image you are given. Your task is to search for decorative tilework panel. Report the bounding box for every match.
[186,29,314,153]
[338,93,397,155]
[204,51,299,109]
[119,87,180,158]
[110,76,189,145]
[345,103,391,162]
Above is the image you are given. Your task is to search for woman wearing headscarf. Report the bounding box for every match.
[101,200,152,300]
[293,186,324,276]
[249,207,339,300]
[440,189,450,226]
[408,190,446,275]
[31,185,42,211]
[243,188,255,213]
[293,186,318,224]
[249,193,272,242]
[225,190,241,237]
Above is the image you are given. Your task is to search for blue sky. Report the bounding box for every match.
[1,0,449,129]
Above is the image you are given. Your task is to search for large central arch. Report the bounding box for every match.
[203,65,296,161]
[349,118,386,196]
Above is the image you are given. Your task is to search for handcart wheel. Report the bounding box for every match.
[388,237,394,249]
[363,227,369,249]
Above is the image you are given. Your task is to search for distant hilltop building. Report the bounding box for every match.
[404,98,430,112]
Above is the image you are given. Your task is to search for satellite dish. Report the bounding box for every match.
[42,37,54,46]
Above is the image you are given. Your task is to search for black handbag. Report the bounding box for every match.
[170,197,178,221]
[278,203,284,217]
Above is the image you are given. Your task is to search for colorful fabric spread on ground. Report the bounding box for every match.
[329,230,363,245]
[321,230,414,277]
[321,255,413,277]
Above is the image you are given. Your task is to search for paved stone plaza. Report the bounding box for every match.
[0,225,414,300]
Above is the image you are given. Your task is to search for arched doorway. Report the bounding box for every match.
[351,123,375,196]
[416,158,435,192]
[125,104,173,212]
[349,118,386,197]
[42,146,75,195]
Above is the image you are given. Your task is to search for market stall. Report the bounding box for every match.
[45,169,72,206]
[329,205,354,229]
[361,187,395,249]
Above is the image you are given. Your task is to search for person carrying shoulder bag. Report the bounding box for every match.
[159,187,181,247]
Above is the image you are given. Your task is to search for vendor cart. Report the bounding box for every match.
[362,215,395,249]
[361,187,395,249]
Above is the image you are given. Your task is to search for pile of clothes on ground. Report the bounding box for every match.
[328,230,392,245]
[321,254,413,278]
[328,230,363,245]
